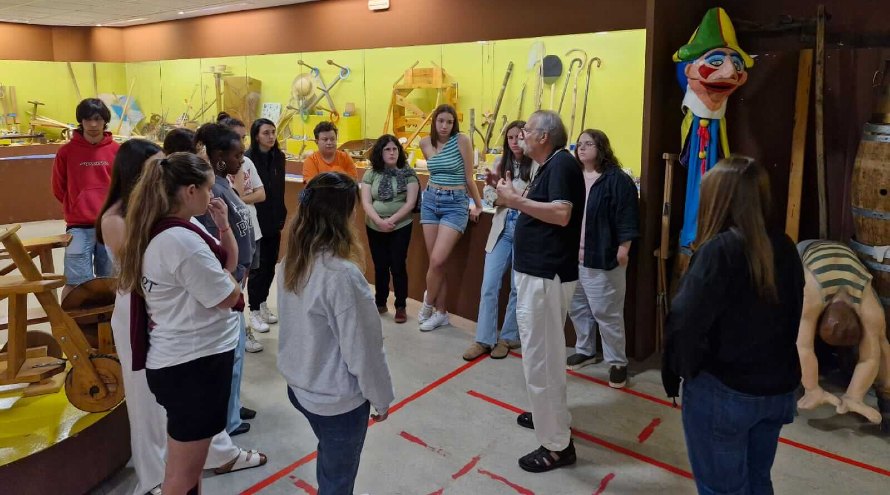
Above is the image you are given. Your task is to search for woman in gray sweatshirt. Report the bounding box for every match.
[277,172,395,495]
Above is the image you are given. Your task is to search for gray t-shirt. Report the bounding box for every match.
[197,174,255,283]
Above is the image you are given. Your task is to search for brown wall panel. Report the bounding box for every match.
[0,22,55,60]
[120,0,645,62]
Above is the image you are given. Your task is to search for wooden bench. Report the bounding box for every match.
[0,233,72,276]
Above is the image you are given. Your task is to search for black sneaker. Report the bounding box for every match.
[240,406,257,420]
[518,440,577,473]
[609,365,627,389]
[566,353,601,370]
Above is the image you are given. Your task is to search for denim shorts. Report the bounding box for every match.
[64,227,113,286]
[420,186,469,233]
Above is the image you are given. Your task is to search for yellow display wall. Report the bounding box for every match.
[0,29,645,173]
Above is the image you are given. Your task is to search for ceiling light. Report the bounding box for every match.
[178,2,249,16]
[105,17,148,26]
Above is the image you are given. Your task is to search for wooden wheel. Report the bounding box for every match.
[65,354,124,413]
[0,330,63,358]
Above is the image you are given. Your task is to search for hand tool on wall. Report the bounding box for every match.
[66,62,82,101]
[483,61,513,152]
[579,57,602,132]
[655,153,678,351]
[382,60,419,134]
[567,58,584,141]
[784,49,813,242]
[815,4,828,238]
[542,55,562,110]
[559,49,587,113]
[297,59,350,121]
[527,41,544,112]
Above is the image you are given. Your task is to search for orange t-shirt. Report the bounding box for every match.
[302,150,358,182]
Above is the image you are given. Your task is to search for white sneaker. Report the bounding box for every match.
[150,486,162,495]
[418,291,434,323]
[419,311,450,332]
[260,302,278,324]
[245,329,264,353]
[249,310,270,333]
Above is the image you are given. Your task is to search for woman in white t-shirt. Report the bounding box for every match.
[117,152,243,495]
[97,140,266,495]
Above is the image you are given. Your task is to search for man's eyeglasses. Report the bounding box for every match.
[520,126,544,136]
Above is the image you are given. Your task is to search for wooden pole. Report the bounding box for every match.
[66,62,82,101]
[484,61,514,151]
[785,49,814,242]
[115,78,137,135]
[815,5,828,238]
[655,153,677,352]
[92,63,99,98]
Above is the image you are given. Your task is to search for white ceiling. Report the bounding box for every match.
[0,0,318,27]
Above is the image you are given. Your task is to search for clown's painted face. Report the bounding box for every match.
[684,48,748,112]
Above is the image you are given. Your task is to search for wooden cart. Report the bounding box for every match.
[0,224,123,412]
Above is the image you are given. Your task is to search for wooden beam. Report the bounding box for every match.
[785,49,814,242]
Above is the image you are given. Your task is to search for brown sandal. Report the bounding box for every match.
[213,448,268,475]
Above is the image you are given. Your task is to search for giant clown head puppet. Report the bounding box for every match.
[674,7,753,250]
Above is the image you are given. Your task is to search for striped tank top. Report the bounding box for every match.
[800,240,872,305]
[427,134,466,187]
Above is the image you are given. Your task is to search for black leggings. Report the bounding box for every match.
[248,230,280,311]
[366,223,412,308]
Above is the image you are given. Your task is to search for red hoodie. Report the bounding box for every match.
[51,131,119,227]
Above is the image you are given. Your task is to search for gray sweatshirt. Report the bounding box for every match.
[277,254,395,416]
[196,175,255,283]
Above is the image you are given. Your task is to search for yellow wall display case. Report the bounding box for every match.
[0,29,645,174]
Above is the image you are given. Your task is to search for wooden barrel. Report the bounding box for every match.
[851,123,890,311]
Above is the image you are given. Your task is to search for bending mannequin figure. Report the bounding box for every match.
[796,240,890,429]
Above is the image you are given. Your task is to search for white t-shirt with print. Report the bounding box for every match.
[241,156,263,241]
[142,221,239,369]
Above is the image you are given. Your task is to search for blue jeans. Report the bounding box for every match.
[475,209,519,346]
[64,227,113,286]
[226,313,246,433]
[419,186,469,234]
[287,388,370,495]
[682,372,795,495]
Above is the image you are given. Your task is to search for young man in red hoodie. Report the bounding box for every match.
[51,98,119,297]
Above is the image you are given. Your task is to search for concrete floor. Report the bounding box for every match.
[3,221,890,494]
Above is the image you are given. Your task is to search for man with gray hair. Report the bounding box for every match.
[495,110,585,472]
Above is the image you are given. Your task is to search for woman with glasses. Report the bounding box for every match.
[417,104,484,331]
[360,135,419,323]
[462,120,536,360]
[566,130,639,390]
[302,121,358,182]
[663,157,804,494]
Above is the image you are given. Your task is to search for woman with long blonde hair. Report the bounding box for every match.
[277,172,394,495]
[663,156,805,494]
[118,152,243,495]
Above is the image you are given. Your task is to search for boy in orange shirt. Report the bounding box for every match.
[302,121,358,181]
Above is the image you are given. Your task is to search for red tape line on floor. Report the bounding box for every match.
[508,351,890,477]
[466,389,693,479]
[241,355,489,494]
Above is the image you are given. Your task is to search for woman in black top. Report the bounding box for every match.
[663,156,804,495]
[245,118,288,324]
[566,129,639,388]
